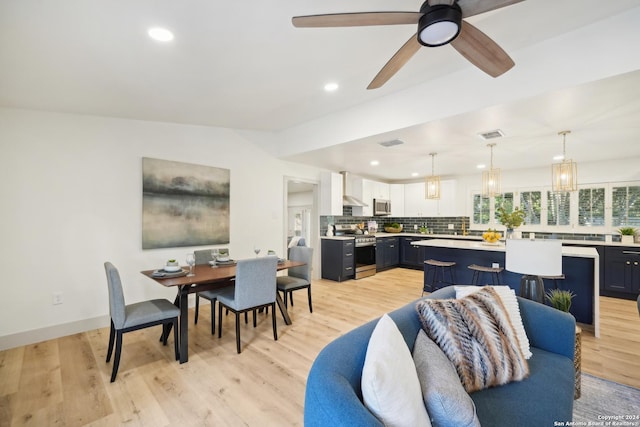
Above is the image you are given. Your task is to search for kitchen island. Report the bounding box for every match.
[412,239,600,337]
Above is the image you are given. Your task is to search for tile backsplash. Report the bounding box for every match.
[321,210,616,242]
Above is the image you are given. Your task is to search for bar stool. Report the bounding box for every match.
[540,274,565,289]
[468,264,504,285]
[423,259,457,295]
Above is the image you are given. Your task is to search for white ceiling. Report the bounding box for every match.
[2,0,640,182]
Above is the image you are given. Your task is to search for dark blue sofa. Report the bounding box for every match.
[304,286,576,426]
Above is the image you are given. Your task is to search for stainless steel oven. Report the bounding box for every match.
[354,235,377,279]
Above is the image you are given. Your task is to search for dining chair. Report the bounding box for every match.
[216,256,279,353]
[194,248,233,329]
[277,246,314,313]
[104,262,180,382]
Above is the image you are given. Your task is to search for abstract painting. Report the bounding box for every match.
[142,157,230,249]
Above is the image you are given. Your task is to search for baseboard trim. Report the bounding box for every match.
[0,315,110,351]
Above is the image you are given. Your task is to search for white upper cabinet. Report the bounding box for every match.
[320,172,343,216]
[390,184,404,216]
[403,180,457,217]
[352,177,390,216]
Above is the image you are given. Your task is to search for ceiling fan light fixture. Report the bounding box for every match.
[418,3,462,47]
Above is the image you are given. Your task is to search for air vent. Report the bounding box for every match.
[478,129,505,140]
[378,139,404,148]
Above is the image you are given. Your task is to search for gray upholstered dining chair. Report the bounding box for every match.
[216,256,279,353]
[104,262,180,382]
[277,246,314,313]
[193,248,233,331]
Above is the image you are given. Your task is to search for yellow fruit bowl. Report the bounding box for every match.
[482,229,502,244]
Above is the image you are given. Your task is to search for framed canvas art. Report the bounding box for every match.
[142,157,230,249]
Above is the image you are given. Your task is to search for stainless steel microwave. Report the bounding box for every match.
[373,199,391,216]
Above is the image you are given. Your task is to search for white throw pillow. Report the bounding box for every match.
[362,314,432,427]
[455,285,532,359]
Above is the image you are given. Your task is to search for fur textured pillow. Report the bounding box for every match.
[455,285,532,359]
[416,287,529,393]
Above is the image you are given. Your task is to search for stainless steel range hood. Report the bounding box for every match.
[340,171,368,207]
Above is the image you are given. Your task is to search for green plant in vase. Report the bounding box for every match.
[618,227,636,244]
[545,289,576,313]
[497,206,525,238]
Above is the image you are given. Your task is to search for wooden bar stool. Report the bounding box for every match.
[423,259,457,295]
[468,264,504,285]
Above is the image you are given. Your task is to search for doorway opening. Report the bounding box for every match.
[284,177,320,279]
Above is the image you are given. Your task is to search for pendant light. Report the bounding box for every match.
[482,143,501,197]
[425,152,441,199]
[551,130,578,192]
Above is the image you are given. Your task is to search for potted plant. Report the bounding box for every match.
[618,227,636,244]
[384,222,403,233]
[545,289,576,313]
[497,206,526,238]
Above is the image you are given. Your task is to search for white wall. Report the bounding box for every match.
[0,108,323,349]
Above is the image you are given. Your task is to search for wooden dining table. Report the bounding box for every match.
[141,260,305,363]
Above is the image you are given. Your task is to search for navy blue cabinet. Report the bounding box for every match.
[321,239,355,282]
[604,246,640,298]
[400,236,425,268]
[376,237,399,271]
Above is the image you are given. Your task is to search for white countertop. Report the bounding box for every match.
[412,238,599,259]
[321,236,357,241]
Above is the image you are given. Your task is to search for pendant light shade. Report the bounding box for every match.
[482,143,501,197]
[551,130,578,192]
[425,152,440,199]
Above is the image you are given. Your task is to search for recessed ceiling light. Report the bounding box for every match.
[148,27,174,42]
[324,82,339,92]
[370,160,379,166]
[411,172,419,177]
[477,164,486,169]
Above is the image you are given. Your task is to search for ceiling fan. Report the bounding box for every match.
[292,0,523,89]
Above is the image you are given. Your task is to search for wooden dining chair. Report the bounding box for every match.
[216,256,279,353]
[104,262,180,382]
[277,246,314,313]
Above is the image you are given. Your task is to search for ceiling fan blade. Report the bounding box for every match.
[367,34,421,90]
[292,12,421,28]
[450,21,514,77]
[458,0,524,19]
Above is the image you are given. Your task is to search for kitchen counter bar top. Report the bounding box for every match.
[412,238,600,337]
[411,238,599,258]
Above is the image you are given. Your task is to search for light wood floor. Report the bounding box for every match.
[1,269,639,426]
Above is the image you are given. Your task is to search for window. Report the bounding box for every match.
[473,194,490,224]
[612,185,640,226]
[494,193,514,222]
[578,188,605,226]
[547,191,571,226]
[520,191,541,225]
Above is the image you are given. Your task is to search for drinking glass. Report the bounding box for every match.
[186,253,196,276]
[210,249,219,268]
[253,246,261,257]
